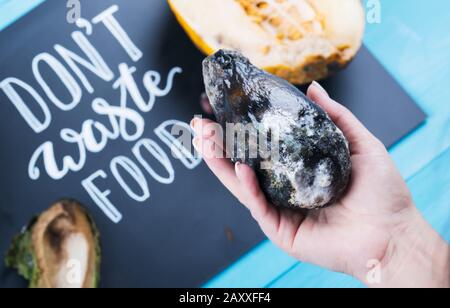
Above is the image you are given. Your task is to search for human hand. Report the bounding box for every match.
[191,82,450,288]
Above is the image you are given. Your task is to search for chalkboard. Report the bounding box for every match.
[313,47,426,148]
[0,0,425,288]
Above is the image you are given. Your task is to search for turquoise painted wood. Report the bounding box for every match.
[364,1,450,180]
[0,0,45,30]
[1,0,449,288]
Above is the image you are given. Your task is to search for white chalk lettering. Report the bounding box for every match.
[32,52,82,111]
[92,97,145,142]
[29,128,86,180]
[55,31,114,94]
[110,156,150,202]
[28,97,145,180]
[81,119,110,153]
[92,5,143,62]
[82,170,122,223]
[143,67,182,109]
[2,3,203,223]
[0,78,51,133]
[132,138,175,185]
[155,120,202,170]
[113,63,182,113]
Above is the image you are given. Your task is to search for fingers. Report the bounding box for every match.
[234,163,280,237]
[235,163,308,253]
[191,118,242,198]
[307,82,385,154]
[191,117,281,238]
[192,117,309,252]
[200,93,214,115]
[234,163,267,212]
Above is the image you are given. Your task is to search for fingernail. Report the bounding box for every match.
[192,137,200,151]
[200,93,214,115]
[190,118,198,130]
[312,81,329,97]
[235,161,242,174]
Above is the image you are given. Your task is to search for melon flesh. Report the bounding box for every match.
[169,0,365,84]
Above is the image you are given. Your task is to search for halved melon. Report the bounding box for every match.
[168,0,365,84]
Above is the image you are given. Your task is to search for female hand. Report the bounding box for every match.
[191,82,450,288]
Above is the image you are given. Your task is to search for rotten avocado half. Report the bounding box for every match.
[5,199,101,288]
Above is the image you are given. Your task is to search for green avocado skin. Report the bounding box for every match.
[5,218,40,288]
[88,212,102,289]
[4,204,101,288]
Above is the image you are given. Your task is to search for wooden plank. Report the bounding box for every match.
[0,0,45,31]
[391,108,450,179]
[204,241,297,288]
[268,263,364,288]
[363,0,450,179]
[409,150,450,238]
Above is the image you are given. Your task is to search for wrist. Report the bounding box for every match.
[375,207,450,288]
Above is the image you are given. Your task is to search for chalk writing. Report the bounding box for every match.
[0,5,201,223]
[92,5,143,62]
[155,120,202,170]
[0,77,51,133]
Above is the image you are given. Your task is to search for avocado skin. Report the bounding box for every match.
[5,199,101,288]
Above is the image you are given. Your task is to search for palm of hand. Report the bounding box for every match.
[284,150,413,279]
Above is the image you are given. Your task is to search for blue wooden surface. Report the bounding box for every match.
[1,0,449,288]
[0,0,44,30]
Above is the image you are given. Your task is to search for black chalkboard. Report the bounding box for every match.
[314,47,426,148]
[0,0,425,288]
